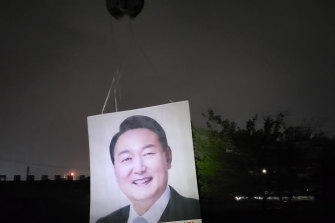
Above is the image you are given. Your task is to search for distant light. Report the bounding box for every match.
[266,196,280,201]
[262,169,267,174]
[235,196,242,201]
[292,195,315,201]
[235,196,248,201]
[282,196,290,202]
[70,172,75,177]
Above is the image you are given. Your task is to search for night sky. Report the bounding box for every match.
[1,0,334,179]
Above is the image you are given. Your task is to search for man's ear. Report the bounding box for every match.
[165,147,172,169]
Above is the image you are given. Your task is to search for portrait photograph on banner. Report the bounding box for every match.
[87,101,202,223]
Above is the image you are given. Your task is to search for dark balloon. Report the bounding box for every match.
[106,0,144,19]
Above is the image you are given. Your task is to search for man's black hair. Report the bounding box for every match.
[110,115,169,164]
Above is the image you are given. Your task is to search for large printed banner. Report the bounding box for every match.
[88,101,202,223]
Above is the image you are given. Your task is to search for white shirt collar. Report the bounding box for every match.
[127,186,170,223]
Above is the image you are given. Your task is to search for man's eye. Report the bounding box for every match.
[144,152,155,157]
[121,157,132,163]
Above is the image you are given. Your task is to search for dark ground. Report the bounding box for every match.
[0,180,331,223]
[0,180,90,223]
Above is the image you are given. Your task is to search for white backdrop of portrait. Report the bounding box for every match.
[87,101,200,223]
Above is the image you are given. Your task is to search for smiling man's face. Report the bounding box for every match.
[113,128,172,204]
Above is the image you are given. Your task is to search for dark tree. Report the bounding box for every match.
[193,109,335,211]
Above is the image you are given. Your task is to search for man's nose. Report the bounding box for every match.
[133,157,146,174]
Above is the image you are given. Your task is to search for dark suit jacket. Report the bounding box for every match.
[96,186,201,223]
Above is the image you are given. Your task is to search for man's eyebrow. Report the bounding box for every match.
[117,150,130,157]
[142,144,155,150]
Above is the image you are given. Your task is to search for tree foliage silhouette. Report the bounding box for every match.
[193,109,335,206]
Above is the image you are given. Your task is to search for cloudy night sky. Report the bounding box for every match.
[1,0,334,179]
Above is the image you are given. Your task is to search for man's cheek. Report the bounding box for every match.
[115,167,127,180]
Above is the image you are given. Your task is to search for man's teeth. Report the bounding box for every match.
[134,178,151,184]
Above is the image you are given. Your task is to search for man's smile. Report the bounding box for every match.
[132,177,153,185]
